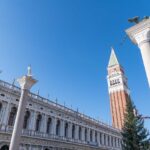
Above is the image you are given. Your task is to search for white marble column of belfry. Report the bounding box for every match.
[126,18,150,86]
[9,67,37,150]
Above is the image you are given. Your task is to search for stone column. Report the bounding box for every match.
[105,135,108,146]
[28,110,36,131]
[60,120,64,137]
[117,138,119,147]
[126,18,150,86]
[111,136,113,147]
[92,130,95,142]
[97,132,100,146]
[28,145,32,150]
[1,102,11,130]
[41,114,47,133]
[51,117,56,135]
[68,123,72,139]
[0,102,4,123]
[9,67,37,150]
[108,135,111,146]
[81,127,85,141]
[87,128,90,142]
[75,125,79,140]
[101,133,104,145]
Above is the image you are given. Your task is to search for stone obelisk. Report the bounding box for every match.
[126,17,150,86]
[9,66,37,150]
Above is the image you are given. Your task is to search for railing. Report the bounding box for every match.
[0,125,97,147]
[0,125,121,149]
[0,79,120,133]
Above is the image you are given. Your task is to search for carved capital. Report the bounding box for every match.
[134,28,150,46]
[17,75,37,90]
[126,18,150,46]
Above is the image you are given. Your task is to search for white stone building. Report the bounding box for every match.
[0,79,122,150]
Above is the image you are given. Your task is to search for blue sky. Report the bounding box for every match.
[0,0,149,130]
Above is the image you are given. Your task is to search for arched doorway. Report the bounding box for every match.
[1,145,9,150]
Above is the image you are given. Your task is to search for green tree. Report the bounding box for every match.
[122,97,150,150]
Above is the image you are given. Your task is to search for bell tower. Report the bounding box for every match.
[107,48,130,129]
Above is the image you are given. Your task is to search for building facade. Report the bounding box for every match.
[0,78,122,150]
[107,48,130,129]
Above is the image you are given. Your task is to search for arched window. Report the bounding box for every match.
[104,134,106,145]
[35,114,42,132]
[8,107,17,126]
[79,126,82,140]
[46,118,52,134]
[56,120,61,136]
[111,137,114,147]
[23,111,30,129]
[95,131,97,142]
[116,138,118,147]
[99,133,102,144]
[64,122,68,138]
[85,128,87,141]
[108,135,110,146]
[90,130,93,142]
[72,124,75,139]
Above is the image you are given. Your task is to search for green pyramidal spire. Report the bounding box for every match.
[108,47,119,67]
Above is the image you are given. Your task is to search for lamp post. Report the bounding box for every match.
[9,66,37,150]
